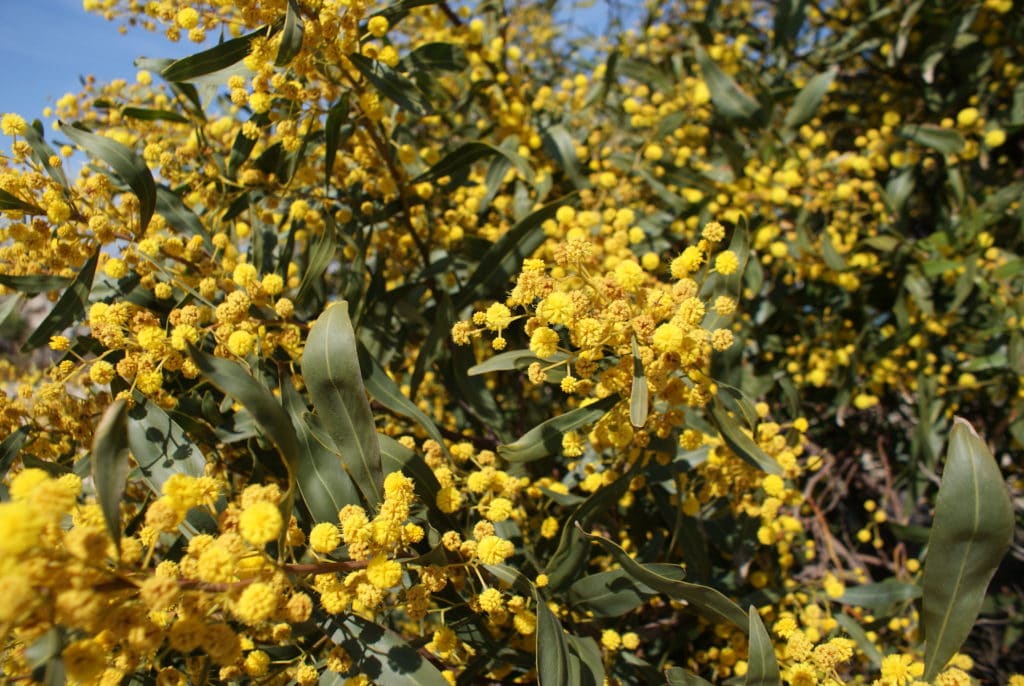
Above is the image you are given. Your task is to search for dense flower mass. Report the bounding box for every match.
[0,0,1021,683]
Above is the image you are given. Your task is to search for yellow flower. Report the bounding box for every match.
[1,113,28,136]
[612,260,645,291]
[476,534,514,564]
[367,16,389,37]
[670,246,704,277]
[652,323,684,354]
[175,7,200,29]
[309,523,342,553]
[366,554,403,589]
[529,326,560,358]
[483,497,513,522]
[234,582,278,625]
[227,330,256,357]
[715,250,740,275]
[436,485,463,514]
[239,501,283,545]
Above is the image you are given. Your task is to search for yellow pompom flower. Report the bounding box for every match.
[234,582,278,625]
[367,15,389,37]
[239,501,283,545]
[652,323,684,354]
[175,7,200,29]
[529,326,560,359]
[476,534,514,564]
[104,258,128,279]
[309,523,342,553]
[483,497,513,522]
[612,260,645,291]
[436,485,463,514]
[366,555,403,589]
[227,330,256,357]
[714,250,739,275]
[670,246,704,277]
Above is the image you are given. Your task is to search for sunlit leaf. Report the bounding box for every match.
[21,250,98,352]
[898,124,964,155]
[921,417,1014,681]
[60,123,156,231]
[163,24,278,82]
[695,44,762,122]
[121,107,189,124]
[91,399,130,549]
[568,565,687,617]
[666,667,713,686]
[404,42,468,72]
[349,53,432,115]
[0,274,71,295]
[301,302,383,510]
[0,188,45,215]
[838,578,922,615]
[784,65,837,131]
[24,121,69,188]
[499,395,618,463]
[126,399,206,489]
[745,606,781,686]
[324,614,449,686]
[275,0,304,66]
[709,399,784,474]
[536,587,570,686]
[629,336,648,428]
[578,525,749,630]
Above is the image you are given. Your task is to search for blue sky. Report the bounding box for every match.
[0,0,203,120]
[0,0,628,122]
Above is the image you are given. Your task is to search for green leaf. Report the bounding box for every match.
[834,612,882,668]
[301,303,383,510]
[126,399,206,491]
[745,606,781,686]
[921,417,1014,681]
[666,667,713,686]
[838,578,922,615]
[349,52,432,116]
[24,121,69,188]
[163,24,276,82]
[227,113,268,179]
[405,42,468,71]
[545,461,644,591]
[535,587,571,686]
[281,379,360,523]
[542,124,584,187]
[568,565,687,617]
[630,336,648,428]
[0,188,44,215]
[324,614,449,686]
[773,0,807,48]
[708,399,784,474]
[499,395,618,463]
[898,124,965,155]
[91,399,130,550]
[294,214,339,310]
[566,633,604,686]
[0,426,31,476]
[60,123,156,231]
[358,342,447,454]
[821,235,847,271]
[783,66,837,131]
[324,96,352,187]
[121,107,189,124]
[21,250,98,352]
[457,193,574,307]
[275,0,304,66]
[0,274,71,295]
[414,141,498,183]
[189,348,299,479]
[156,186,206,237]
[578,525,749,630]
[695,44,761,122]
[468,349,560,375]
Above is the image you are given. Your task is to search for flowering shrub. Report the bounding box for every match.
[0,0,1021,684]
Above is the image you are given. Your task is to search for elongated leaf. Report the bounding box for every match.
[544,459,642,590]
[0,425,31,476]
[457,193,575,307]
[24,121,69,188]
[163,24,277,82]
[121,107,189,124]
[60,123,156,231]
[468,349,551,375]
[324,614,449,686]
[189,348,299,477]
[324,96,352,187]
[834,612,882,668]
[783,66,837,131]
[301,303,383,509]
[666,667,713,686]
[745,606,781,686]
[349,52,432,115]
[499,395,618,463]
[838,578,922,615]
[566,634,604,686]
[126,399,206,490]
[630,336,648,428]
[0,274,71,294]
[0,188,44,215]
[542,124,584,187]
[280,380,360,523]
[695,45,761,122]
[156,186,205,236]
[568,565,687,617]
[578,525,749,630]
[405,42,468,72]
[898,124,964,155]
[773,0,807,48]
[536,588,570,686]
[708,400,784,474]
[92,399,130,549]
[357,342,447,453]
[295,217,338,308]
[921,417,1013,681]
[275,0,304,66]
[21,250,98,352]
